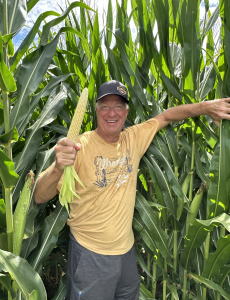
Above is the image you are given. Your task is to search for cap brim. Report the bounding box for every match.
[96,92,129,104]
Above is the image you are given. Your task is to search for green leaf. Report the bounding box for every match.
[0,249,47,300]
[214,264,230,286]
[14,83,67,173]
[135,244,154,280]
[16,74,73,136]
[147,144,189,211]
[0,149,19,189]
[21,217,44,260]
[183,0,201,101]
[139,283,155,300]
[0,0,27,35]
[202,235,230,279]
[27,0,40,13]
[28,202,68,274]
[0,126,18,145]
[181,214,230,270]
[0,273,15,298]
[204,5,219,35]
[133,213,164,269]
[188,273,230,300]
[0,199,6,228]
[9,10,60,71]
[40,1,95,46]
[105,0,113,47]
[207,120,230,218]
[143,156,177,218]
[135,191,172,265]
[0,33,16,92]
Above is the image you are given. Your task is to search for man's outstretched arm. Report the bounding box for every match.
[34,138,80,204]
[155,98,230,131]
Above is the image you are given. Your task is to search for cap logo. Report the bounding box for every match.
[117,86,127,95]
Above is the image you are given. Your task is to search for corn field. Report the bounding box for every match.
[1,0,230,299]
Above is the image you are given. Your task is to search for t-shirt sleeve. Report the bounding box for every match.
[124,118,159,158]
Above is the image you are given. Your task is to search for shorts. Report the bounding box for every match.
[66,232,140,300]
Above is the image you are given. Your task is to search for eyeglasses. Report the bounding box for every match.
[100,105,125,112]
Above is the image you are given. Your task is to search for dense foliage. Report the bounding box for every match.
[1,0,230,299]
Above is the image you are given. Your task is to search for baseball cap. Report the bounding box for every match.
[96,80,129,104]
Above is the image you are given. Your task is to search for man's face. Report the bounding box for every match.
[96,95,129,140]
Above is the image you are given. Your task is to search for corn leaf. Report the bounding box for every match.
[135,191,172,266]
[188,273,230,300]
[0,149,19,189]
[202,235,230,279]
[0,0,26,35]
[14,83,67,173]
[0,249,47,300]
[181,214,230,270]
[28,202,68,274]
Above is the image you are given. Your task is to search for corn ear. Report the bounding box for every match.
[186,182,207,234]
[59,88,88,214]
[13,170,34,256]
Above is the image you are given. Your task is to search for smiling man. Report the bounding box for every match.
[34,80,230,300]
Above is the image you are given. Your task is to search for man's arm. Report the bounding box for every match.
[155,98,230,131]
[34,138,80,204]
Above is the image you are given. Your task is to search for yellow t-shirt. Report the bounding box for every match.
[57,118,159,255]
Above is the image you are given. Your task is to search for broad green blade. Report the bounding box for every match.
[139,283,155,300]
[143,155,177,218]
[0,149,19,189]
[207,120,230,218]
[0,33,16,92]
[188,273,230,300]
[135,191,172,265]
[0,0,26,35]
[183,0,201,101]
[27,0,40,13]
[0,273,15,299]
[214,264,230,286]
[0,249,47,300]
[147,145,189,209]
[39,1,94,46]
[14,84,67,173]
[10,11,60,71]
[28,202,68,274]
[21,218,43,259]
[181,214,230,270]
[133,212,163,269]
[202,235,230,279]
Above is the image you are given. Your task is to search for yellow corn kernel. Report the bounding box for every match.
[67,88,88,142]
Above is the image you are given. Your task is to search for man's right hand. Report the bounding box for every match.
[54,138,81,172]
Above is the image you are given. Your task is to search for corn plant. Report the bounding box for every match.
[1,0,230,299]
[0,1,94,299]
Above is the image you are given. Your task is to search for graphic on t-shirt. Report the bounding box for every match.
[94,150,133,188]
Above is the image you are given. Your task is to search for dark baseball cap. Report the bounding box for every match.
[96,80,129,104]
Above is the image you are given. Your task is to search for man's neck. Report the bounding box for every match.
[94,128,120,143]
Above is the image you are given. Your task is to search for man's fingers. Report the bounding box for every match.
[57,137,76,147]
[75,143,81,151]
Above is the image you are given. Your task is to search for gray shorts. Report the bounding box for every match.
[66,232,140,300]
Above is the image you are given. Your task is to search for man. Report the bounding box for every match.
[34,80,230,300]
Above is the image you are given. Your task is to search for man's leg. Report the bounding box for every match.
[66,233,122,300]
[114,245,140,300]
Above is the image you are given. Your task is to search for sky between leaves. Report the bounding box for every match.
[13,0,219,50]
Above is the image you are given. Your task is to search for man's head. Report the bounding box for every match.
[96,80,129,104]
[95,81,129,142]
